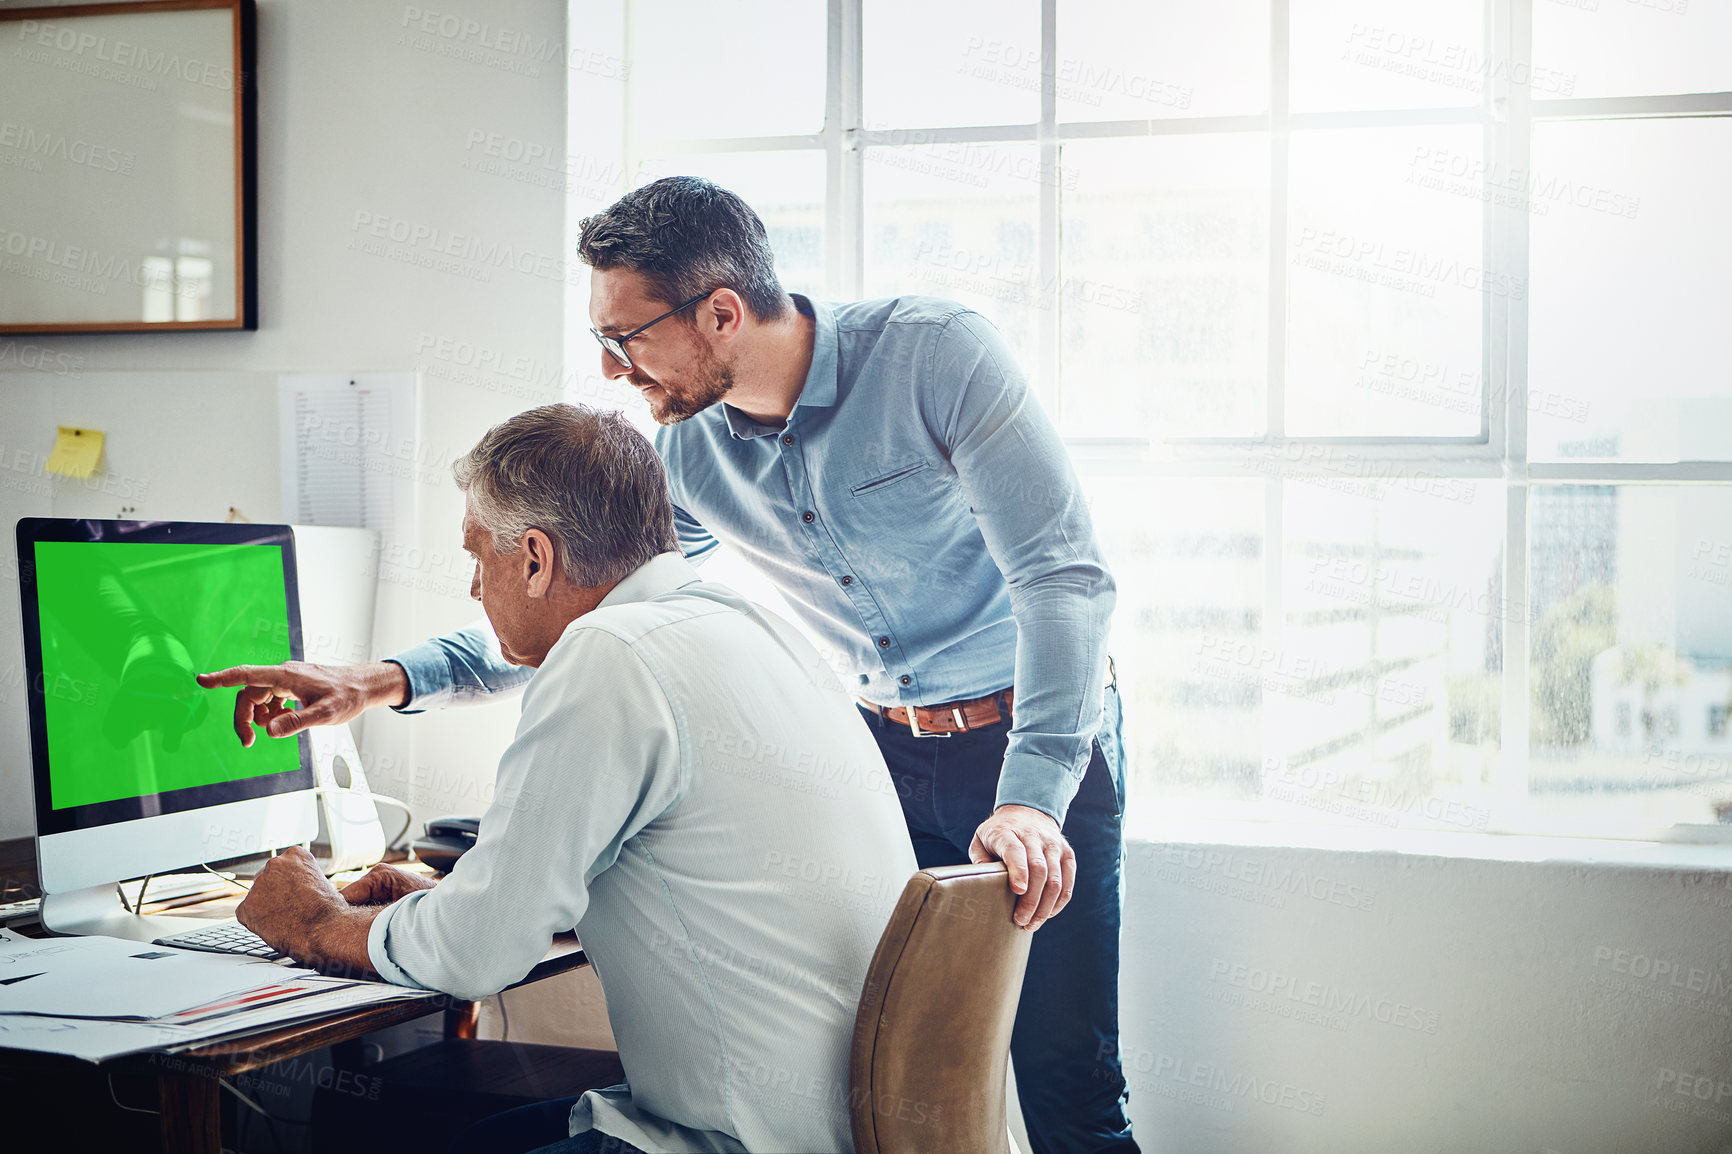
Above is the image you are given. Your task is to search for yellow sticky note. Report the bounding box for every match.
[45,427,104,479]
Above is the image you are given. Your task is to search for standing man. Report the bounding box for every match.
[579,178,1133,1153]
[221,178,1134,1152]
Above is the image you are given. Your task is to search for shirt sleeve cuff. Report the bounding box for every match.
[993,752,1083,828]
[366,890,434,990]
[384,645,455,714]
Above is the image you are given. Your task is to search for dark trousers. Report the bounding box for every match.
[447,1097,645,1154]
[863,686,1138,1154]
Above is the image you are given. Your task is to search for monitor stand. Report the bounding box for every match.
[38,883,232,942]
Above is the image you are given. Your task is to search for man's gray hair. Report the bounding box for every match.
[453,404,678,589]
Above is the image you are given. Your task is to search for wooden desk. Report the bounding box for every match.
[0,839,588,1154]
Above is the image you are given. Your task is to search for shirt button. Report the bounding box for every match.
[840,575,853,586]
[782,434,794,445]
[878,636,890,648]
[899,674,912,686]
[802,511,815,523]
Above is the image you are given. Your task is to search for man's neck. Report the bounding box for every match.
[719,297,816,427]
[522,580,617,667]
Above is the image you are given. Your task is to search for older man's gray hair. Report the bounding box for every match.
[453,404,679,589]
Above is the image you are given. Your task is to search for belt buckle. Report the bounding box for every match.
[907,708,952,739]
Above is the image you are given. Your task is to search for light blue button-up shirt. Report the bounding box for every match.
[372,554,918,1153]
[656,295,1114,822]
[390,295,1114,822]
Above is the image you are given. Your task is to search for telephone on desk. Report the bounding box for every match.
[412,815,479,874]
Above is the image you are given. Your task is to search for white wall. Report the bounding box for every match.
[0,0,593,843]
[1121,824,1732,1153]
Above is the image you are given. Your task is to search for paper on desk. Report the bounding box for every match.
[0,976,439,1063]
[161,977,349,1025]
[159,977,439,1050]
[0,933,313,1019]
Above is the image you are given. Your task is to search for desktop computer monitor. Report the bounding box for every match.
[16,517,319,939]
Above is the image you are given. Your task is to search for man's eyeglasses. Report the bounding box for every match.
[589,291,713,371]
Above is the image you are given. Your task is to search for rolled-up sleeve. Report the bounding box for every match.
[387,621,536,713]
[929,312,1116,824]
[367,627,685,1001]
[366,890,435,989]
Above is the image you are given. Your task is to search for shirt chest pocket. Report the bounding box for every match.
[844,458,973,560]
[849,461,933,498]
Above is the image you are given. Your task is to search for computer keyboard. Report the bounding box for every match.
[154,920,285,960]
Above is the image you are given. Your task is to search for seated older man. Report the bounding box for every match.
[207,404,917,1154]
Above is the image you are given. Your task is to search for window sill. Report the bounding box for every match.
[1125,813,1732,871]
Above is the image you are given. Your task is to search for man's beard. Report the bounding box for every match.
[633,345,734,425]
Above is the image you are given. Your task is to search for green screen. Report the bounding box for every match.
[34,541,302,810]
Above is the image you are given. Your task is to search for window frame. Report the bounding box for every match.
[622,0,1732,839]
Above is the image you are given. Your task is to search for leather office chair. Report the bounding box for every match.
[850,862,1032,1154]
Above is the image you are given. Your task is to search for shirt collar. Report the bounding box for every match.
[721,294,837,440]
[594,551,701,611]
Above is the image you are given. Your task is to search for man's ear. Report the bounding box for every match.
[706,288,746,342]
[521,529,559,598]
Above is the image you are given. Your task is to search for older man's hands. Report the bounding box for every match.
[969,804,1077,932]
[237,847,382,977]
[339,862,437,906]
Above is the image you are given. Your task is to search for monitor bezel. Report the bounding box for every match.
[17,517,314,839]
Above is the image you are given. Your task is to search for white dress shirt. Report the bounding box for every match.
[367,553,918,1153]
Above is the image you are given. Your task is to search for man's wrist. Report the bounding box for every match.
[371,661,412,710]
[307,904,382,979]
[993,800,1063,828]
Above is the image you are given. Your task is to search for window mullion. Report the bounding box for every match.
[1036,0,1060,418]
[1260,0,1291,794]
[620,1,638,190]
[827,0,864,300]
[1496,0,1534,815]
[1267,0,1289,442]
[1262,474,1287,784]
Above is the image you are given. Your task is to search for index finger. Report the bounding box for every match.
[198,665,300,691]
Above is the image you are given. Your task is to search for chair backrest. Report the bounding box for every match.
[850,863,1031,1154]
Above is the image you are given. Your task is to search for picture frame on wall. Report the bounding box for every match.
[0,0,258,333]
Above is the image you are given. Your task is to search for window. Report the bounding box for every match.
[614,0,1732,839]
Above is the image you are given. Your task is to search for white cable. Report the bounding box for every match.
[201,862,251,892]
[175,791,415,894]
[220,1075,303,1154]
[219,1076,276,1122]
[106,1072,161,1115]
[313,787,415,849]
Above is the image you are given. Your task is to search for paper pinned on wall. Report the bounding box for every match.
[44,427,104,479]
[278,374,416,539]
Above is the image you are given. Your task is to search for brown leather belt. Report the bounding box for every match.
[859,690,1013,738]
[859,659,1116,739]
